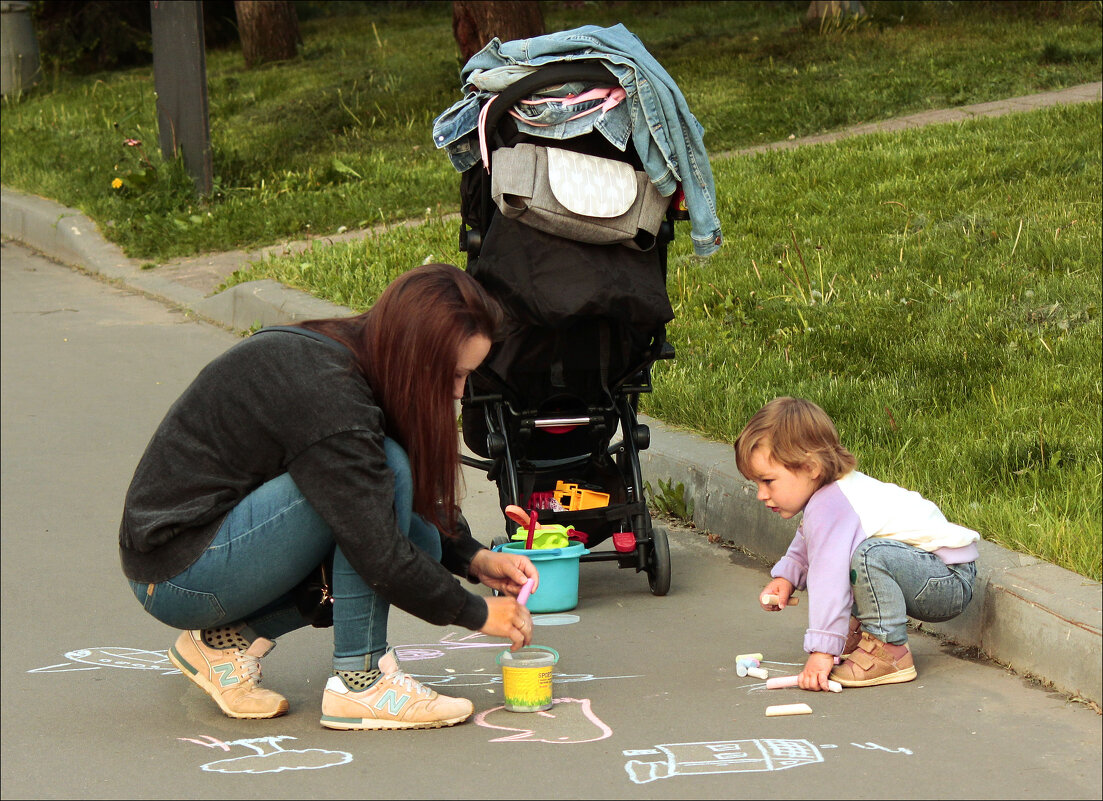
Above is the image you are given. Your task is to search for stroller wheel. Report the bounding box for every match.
[647,524,671,596]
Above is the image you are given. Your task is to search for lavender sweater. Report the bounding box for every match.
[770,471,980,655]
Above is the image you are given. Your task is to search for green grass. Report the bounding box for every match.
[660,101,1101,580]
[229,101,1103,581]
[3,1,1100,578]
[1,1,1099,260]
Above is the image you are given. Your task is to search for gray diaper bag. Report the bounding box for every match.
[490,143,669,250]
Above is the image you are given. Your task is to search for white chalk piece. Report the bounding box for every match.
[761,594,800,606]
[746,666,769,680]
[765,703,813,717]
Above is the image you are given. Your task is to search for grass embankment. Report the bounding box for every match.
[232,101,1102,580]
[1,1,1099,260]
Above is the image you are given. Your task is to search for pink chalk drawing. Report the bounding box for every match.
[180,734,352,773]
[393,631,504,662]
[475,698,613,743]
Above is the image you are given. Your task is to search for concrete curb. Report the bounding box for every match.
[4,84,1101,705]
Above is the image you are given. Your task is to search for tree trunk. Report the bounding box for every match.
[804,0,867,28]
[452,1,545,64]
[234,0,299,68]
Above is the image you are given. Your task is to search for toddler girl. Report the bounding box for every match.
[735,397,979,689]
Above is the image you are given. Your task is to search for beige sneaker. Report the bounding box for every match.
[168,630,289,719]
[830,632,917,687]
[320,649,474,730]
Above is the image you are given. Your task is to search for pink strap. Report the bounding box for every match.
[480,86,626,170]
[507,87,626,128]
[517,86,621,108]
[478,94,498,173]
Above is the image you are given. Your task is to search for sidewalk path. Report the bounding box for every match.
[3,83,1100,707]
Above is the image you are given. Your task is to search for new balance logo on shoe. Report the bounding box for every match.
[214,663,240,687]
[374,689,410,715]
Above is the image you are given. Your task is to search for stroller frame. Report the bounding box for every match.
[457,62,678,595]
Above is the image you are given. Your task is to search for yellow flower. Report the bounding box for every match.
[111,178,124,189]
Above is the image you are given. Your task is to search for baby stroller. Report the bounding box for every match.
[437,50,714,596]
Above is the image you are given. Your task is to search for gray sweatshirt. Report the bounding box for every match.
[118,329,488,632]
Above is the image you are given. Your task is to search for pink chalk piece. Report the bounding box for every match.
[766,674,843,693]
[517,578,536,607]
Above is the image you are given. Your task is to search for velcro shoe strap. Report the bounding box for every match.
[245,637,276,658]
[849,649,877,670]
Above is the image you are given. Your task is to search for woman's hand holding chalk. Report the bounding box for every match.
[517,577,536,607]
[760,593,799,607]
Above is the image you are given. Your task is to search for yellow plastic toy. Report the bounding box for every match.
[554,481,610,511]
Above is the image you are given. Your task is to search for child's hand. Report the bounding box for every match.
[760,577,795,610]
[798,652,836,691]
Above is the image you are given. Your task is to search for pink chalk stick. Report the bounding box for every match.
[517,578,536,607]
[766,674,842,693]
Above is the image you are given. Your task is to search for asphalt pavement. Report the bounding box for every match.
[2,236,1101,800]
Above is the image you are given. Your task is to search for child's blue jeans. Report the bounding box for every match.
[128,437,441,672]
[850,538,976,645]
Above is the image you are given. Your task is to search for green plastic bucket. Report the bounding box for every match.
[493,540,588,613]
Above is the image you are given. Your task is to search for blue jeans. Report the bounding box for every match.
[129,438,442,672]
[850,538,976,645]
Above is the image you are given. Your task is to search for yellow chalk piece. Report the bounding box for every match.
[765,703,813,717]
[735,652,763,662]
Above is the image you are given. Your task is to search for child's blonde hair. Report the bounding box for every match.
[734,397,856,486]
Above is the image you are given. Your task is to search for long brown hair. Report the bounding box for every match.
[299,263,501,534]
[734,396,856,488]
